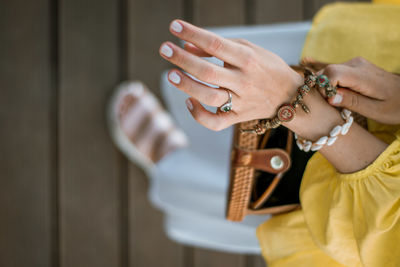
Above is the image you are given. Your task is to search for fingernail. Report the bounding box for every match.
[332,93,343,104]
[185,98,193,111]
[168,71,181,84]
[170,21,183,33]
[161,44,173,57]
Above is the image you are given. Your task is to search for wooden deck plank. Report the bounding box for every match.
[0,1,54,266]
[253,0,303,24]
[127,0,184,97]
[248,255,267,267]
[127,164,185,267]
[126,0,185,266]
[58,0,122,266]
[194,248,247,267]
[193,0,246,26]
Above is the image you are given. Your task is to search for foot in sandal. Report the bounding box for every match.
[107,81,189,171]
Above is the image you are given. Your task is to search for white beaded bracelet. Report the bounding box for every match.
[295,109,354,152]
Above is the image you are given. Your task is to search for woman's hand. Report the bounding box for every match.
[159,19,303,131]
[318,57,400,124]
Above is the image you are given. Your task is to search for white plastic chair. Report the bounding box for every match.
[149,21,311,254]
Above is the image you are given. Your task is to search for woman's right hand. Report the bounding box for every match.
[318,57,400,124]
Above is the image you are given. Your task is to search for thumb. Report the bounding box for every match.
[328,88,379,118]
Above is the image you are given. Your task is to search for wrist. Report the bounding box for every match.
[283,89,343,141]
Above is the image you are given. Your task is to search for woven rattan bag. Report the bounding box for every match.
[226,122,314,222]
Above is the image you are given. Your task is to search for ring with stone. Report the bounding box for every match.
[219,90,233,112]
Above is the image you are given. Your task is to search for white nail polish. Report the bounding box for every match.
[332,93,343,104]
[170,21,183,33]
[161,44,173,57]
[185,99,193,111]
[168,71,181,84]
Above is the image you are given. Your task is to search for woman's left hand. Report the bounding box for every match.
[159,19,303,131]
[316,57,400,124]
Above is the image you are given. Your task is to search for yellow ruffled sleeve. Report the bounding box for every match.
[256,210,347,267]
[299,3,400,265]
[300,130,400,267]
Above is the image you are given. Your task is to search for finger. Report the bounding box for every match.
[167,69,236,107]
[342,56,368,67]
[183,39,254,57]
[159,41,238,90]
[185,97,238,131]
[319,64,358,88]
[184,39,253,58]
[328,87,382,118]
[184,42,211,57]
[317,86,327,98]
[320,64,384,100]
[169,19,250,68]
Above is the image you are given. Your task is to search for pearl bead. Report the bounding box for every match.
[330,125,342,137]
[311,144,323,151]
[296,140,303,150]
[304,141,312,152]
[341,109,351,120]
[347,116,354,124]
[341,122,352,135]
[316,136,328,145]
[327,136,338,146]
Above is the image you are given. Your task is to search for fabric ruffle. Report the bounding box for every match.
[300,131,400,267]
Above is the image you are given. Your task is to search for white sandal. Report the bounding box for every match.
[107,81,189,172]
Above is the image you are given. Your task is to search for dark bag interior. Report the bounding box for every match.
[251,126,315,208]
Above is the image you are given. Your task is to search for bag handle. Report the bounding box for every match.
[231,148,291,173]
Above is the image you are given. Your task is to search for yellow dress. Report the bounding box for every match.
[256,2,400,267]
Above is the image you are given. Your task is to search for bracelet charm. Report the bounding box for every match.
[316,74,329,87]
[315,74,337,98]
[305,72,317,88]
[277,104,296,122]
